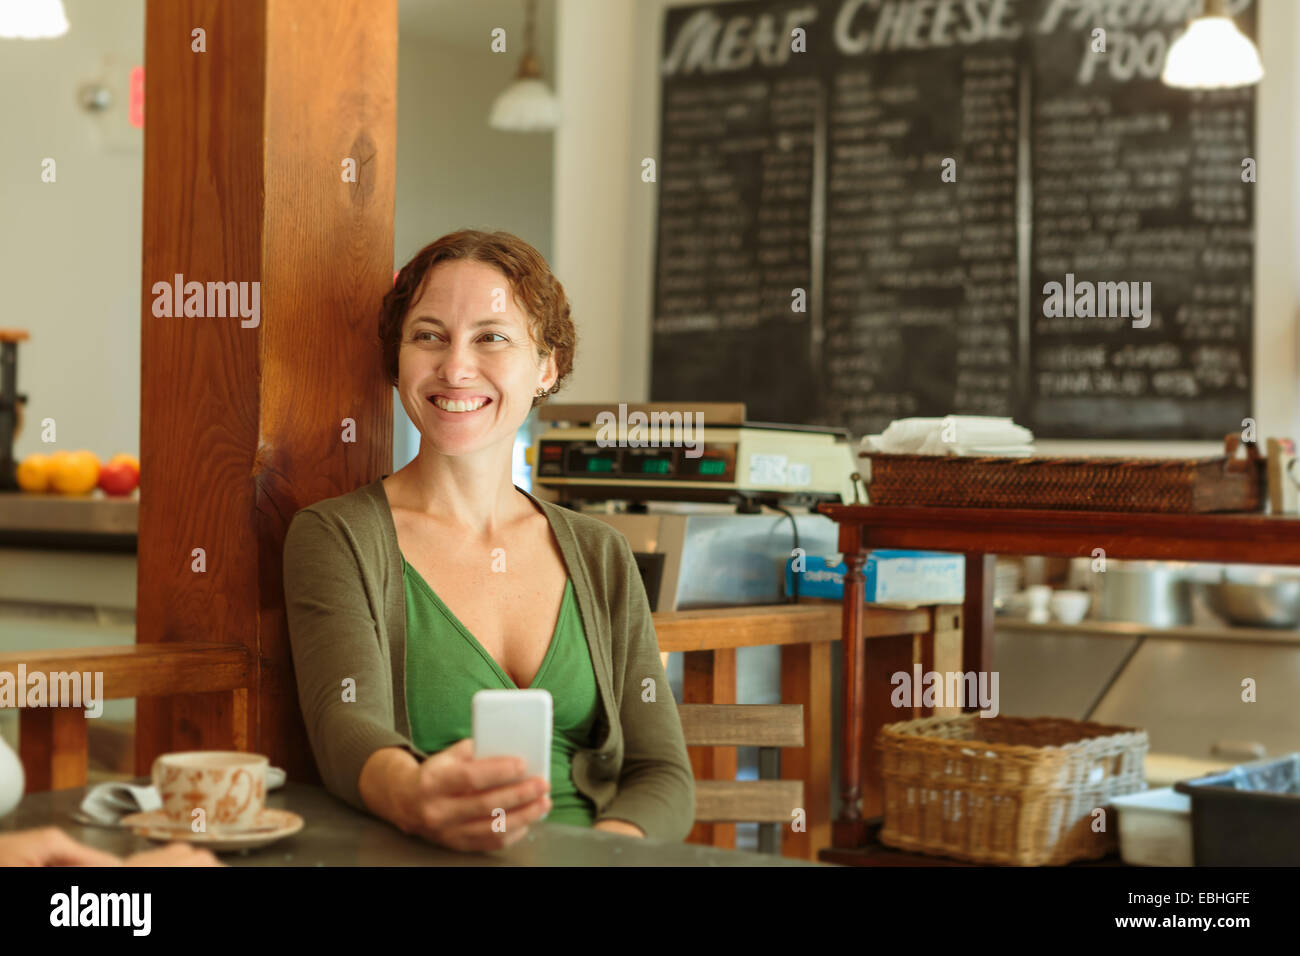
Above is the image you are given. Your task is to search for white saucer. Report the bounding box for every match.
[121,808,303,852]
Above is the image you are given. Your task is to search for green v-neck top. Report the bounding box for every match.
[402,559,600,826]
[284,475,695,841]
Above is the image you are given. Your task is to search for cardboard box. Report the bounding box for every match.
[786,550,965,604]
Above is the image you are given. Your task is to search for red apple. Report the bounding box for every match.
[97,461,140,496]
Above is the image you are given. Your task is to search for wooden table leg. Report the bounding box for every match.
[19,708,88,792]
[682,648,736,848]
[832,529,868,849]
[780,639,832,860]
[861,632,913,820]
[922,606,965,718]
[963,553,995,684]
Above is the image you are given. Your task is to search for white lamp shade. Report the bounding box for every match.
[488,78,560,132]
[0,0,69,39]
[1162,16,1263,89]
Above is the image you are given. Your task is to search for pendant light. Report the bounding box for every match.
[1162,0,1263,89]
[0,0,69,39]
[488,0,559,132]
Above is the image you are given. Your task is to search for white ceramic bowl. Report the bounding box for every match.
[1049,589,1091,624]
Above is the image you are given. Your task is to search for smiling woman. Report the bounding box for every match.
[378,229,575,415]
[281,229,696,853]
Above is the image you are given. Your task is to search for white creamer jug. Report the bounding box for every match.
[0,732,24,818]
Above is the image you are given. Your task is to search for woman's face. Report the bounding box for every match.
[396,258,557,459]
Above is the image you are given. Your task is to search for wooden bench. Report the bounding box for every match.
[0,644,253,791]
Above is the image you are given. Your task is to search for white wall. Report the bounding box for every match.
[1,0,145,463]
[0,1,556,472]
[551,0,639,406]
[554,0,1300,457]
[393,25,557,467]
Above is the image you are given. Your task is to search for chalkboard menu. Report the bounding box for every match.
[650,0,1256,440]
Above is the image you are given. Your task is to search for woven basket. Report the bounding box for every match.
[877,714,1148,866]
[864,434,1262,512]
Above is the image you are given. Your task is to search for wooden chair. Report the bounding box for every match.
[2,644,253,792]
[678,703,804,855]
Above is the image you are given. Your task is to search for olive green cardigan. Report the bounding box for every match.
[282,476,695,842]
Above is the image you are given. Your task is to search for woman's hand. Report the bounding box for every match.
[396,738,551,852]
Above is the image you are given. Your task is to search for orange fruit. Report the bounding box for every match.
[50,449,100,495]
[16,453,53,492]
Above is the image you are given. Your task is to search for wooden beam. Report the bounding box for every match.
[781,639,832,860]
[694,780,804,824]
[682,648,737,848]
[652,603,931,652]
[677,704,803,748]
[138,0,397,779]
[0,644,252,700]
[19,708,88,792]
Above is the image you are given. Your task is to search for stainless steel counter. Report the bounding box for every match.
[0,491,137,533]
[0,491,137,550]
[994,616,1300,763]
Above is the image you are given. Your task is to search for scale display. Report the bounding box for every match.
[539,441,736,482]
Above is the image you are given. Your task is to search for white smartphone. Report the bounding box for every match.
[471,689,553,803]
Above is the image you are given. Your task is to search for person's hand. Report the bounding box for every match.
[122,843,224,866]
[0,827,124,866]
[397,738,550,852]
[0,827,225,867]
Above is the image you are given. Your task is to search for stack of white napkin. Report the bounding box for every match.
[860,416,1035,457]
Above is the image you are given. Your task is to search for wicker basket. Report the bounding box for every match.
[864,434,1262,512]
[877,714,1148,866]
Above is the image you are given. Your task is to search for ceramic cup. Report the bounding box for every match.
[1026,585,1052,624]
[151,751,269,831]
[1050,589,1092,624]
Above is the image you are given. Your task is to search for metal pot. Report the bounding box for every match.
[1194,570,1300,628]
[1092,560,1195,627]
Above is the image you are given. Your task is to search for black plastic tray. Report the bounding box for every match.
[1174,754,1300,866]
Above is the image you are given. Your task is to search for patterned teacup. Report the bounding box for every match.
[151,751,269,831]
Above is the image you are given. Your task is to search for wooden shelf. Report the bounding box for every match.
[997,615,1300,645]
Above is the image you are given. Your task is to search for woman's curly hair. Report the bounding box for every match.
[379,229,576,408]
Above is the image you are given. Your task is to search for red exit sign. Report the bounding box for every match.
[128,65,144,128]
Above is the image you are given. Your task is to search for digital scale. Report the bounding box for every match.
[525,402,864,508]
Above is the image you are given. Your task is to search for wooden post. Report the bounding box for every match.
[963,553,996,687]
[780,639,832,860]
[923,606,965,718]
[19,709,88,792]
[832,528,868,849]
[136,0,397,779]
[682,648,737,848]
